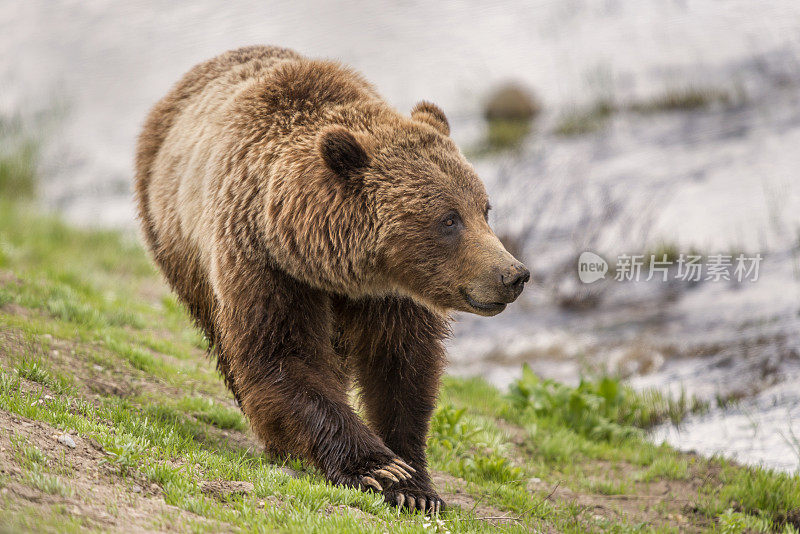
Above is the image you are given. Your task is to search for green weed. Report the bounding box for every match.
[554,100,615,136]
[177,396,247,431]
[509,364,704,440]
[16,356,73,395]
[100,434,148,477]
[10,436,48,468]
[430,404,485,454]
[629,87,734,114]
[25,470,74,498]
[460,454,522,484]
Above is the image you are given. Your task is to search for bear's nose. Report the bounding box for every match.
[502,263,530,294]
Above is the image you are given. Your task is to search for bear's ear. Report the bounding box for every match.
[318,126,370,179]
[411,101,450,136]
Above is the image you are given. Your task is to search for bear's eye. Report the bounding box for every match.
[484,203,491,221]
[439,212,462,235]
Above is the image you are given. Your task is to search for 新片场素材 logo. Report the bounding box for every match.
[577,251,762,284]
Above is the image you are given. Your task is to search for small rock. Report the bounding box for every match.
[200,480,254,501]
[93,365,103,372]
[57,434,76,449]
[131,484,142,493]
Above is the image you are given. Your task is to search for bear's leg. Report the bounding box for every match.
[213,258,414,494]
[334,295,448,513]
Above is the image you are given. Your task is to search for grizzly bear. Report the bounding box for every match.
[134,45,529,513]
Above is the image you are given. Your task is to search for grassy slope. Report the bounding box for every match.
[0,198,798,533]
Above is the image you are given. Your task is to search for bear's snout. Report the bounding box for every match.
[460,255,529,317]
[501,262,530,299]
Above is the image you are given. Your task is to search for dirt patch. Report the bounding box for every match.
[0,326,142,401]
[0,410,187,532]
[0,323,262,451]
[0,269,22,288]
[492,414,717,532]
[432,471,522,526]
[526,459,714,532]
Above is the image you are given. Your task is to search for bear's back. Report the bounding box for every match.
[135,46,302,253]
[135,45,396,305]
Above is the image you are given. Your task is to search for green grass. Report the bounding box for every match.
[508,364,707,440]
[628,87,734,114]
[554,99,616,136]
[637,455,690,482]
[552,86,737,138]
[24,470,74,498]
[0,113,38,199]
[176,396,247,431]
[0,168,799,532]
[483,119,533,153]
[10,436,48,469]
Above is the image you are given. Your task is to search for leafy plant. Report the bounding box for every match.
[509,365,634,440]
[100,434,148,477]
[10,436,47,468]
[509,364,705,441]
[430,404,485,454]
[717,508,771,534]
[459,454,522,484]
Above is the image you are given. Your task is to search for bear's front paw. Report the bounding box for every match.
[383,482,445,515]
[357,457,416,492]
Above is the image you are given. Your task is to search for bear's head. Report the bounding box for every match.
[317,101,529,316]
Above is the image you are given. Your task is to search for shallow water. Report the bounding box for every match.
[3,0,800,471]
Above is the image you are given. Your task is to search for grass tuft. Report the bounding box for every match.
[553,99,616,137]
[25,470,74,498]
[0,113,38,198]
[508,364,706,441]
[629,86,734,114]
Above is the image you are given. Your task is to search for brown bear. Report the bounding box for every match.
[134,45,529,513]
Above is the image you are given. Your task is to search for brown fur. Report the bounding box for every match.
[134,46,527,512]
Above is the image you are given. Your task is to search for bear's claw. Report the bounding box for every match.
[386,490,443,515]
[374,469,399,483]
[374,458,413,482]
[359,458,413,492]
[361,475,383,492]
[394,458,416,473]
[355,457,441,514]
